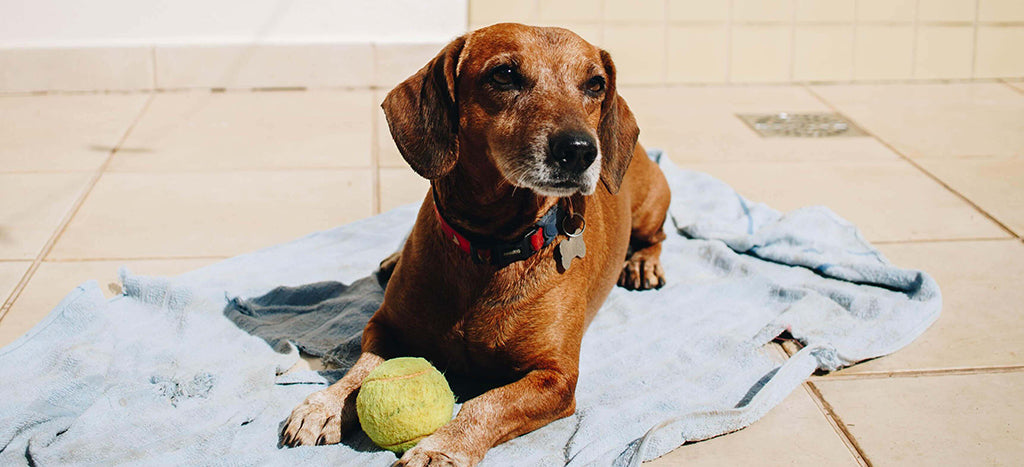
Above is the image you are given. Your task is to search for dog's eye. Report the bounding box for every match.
[489,65,521,89]
[586,76,606,94]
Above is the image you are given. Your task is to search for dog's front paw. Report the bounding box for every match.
[378,251,402,285]
[281,388,354,447]
[395,431,478,467]
[395,445,472,467]
[618,253,666,291]
[394,447,460,467]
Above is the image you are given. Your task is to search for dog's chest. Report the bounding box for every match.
[429,301,543,375]
[401,274,555,376]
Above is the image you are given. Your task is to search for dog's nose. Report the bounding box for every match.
[548,131,598,173]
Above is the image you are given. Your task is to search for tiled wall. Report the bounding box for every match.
[1,0,1021,92]
[0,44,446,93]
[470,0,1024,84]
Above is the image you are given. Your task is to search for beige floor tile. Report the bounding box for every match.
[470,0,537,27]
[853,25,915,80]
[974,26,1024,79]
[0,173,91,260]
[734,0,794,22]
[0,47,153,93]
[108,91,373,172]
[667,25,729,84]
[793,25,854,82]
[0,258,218,347]
[380,167,429,213]
[832,240,1024,375]
[856,0,916,22]
[979,0,1024,21]
[0,94,148,172]
[621,86,902,163]
[1007,80,1024,94]
[603,25,667,85]
[913,25,975,79]
[730,26,793,83]
[154,44,373,89]
[811,83,1024,158]
[0,261,30,305]
[669,0,730,22]
[49,170,372,260]
[605,0,664,22]
[682,159,1008,242]
[648,384,858,466]
[917,0,977,22]
[539,0,603,22]
[916,157,1024,236]
[813,372,1024,465]
[374,43,444,89]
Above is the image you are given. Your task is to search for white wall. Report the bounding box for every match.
[0,0,467,47]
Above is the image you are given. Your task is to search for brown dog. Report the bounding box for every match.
[281,23,670,466]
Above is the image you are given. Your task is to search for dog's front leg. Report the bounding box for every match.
[281,319,392,446]
[397,367,578,467]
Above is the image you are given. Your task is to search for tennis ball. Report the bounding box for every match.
[356,357,455,453]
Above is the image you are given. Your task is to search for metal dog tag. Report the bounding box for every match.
[557,235,586,270]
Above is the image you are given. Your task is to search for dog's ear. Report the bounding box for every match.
[382,36,466,179]
[597,49,640,194]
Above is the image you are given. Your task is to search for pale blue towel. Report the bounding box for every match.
[0,151,940,465]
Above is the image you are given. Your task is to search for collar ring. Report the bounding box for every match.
[562,212,586,238]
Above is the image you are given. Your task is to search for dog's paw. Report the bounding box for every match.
[280,389,353,447]
[378,251,402,286]
[395,445,470,467]
[394,430,478,467]
[617,254,666,291]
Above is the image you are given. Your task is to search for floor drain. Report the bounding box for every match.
[737,112,867,138]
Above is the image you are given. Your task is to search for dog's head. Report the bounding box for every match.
[382,23,639,196]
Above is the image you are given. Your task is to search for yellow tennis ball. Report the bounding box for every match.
[356,357,455,453]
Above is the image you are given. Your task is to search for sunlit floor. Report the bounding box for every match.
[1,80,1023,465]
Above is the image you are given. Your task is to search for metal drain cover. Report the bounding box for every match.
[737,112,867,137]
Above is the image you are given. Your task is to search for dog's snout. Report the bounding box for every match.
[548,131,598,173]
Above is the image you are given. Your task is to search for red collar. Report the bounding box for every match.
[432,194,562,268]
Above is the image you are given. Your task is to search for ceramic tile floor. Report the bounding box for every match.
[1,81,1022,465]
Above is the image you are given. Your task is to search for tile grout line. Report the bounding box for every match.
[816,364,1024,381]
[803,84,1021,240]
[371,89,382,214]
[0,94,156,323]
[150,46,158,91]
[42,255,232,263]
[970,0,980,79]
[725,0,734,83]
[910,0,920,78]
[662,0,669,84]
[871,236,1012,245]
[369,43,382,215]
[86,167,375,174]
[804,382,873,467]
[1002,79,1024,96]
[788,0,797,82]
[782,341,1024,381]
[850,1,858,82]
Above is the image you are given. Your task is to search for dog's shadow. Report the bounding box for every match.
[224,269,504,453]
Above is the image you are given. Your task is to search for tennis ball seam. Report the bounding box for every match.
[363,368,431,384]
